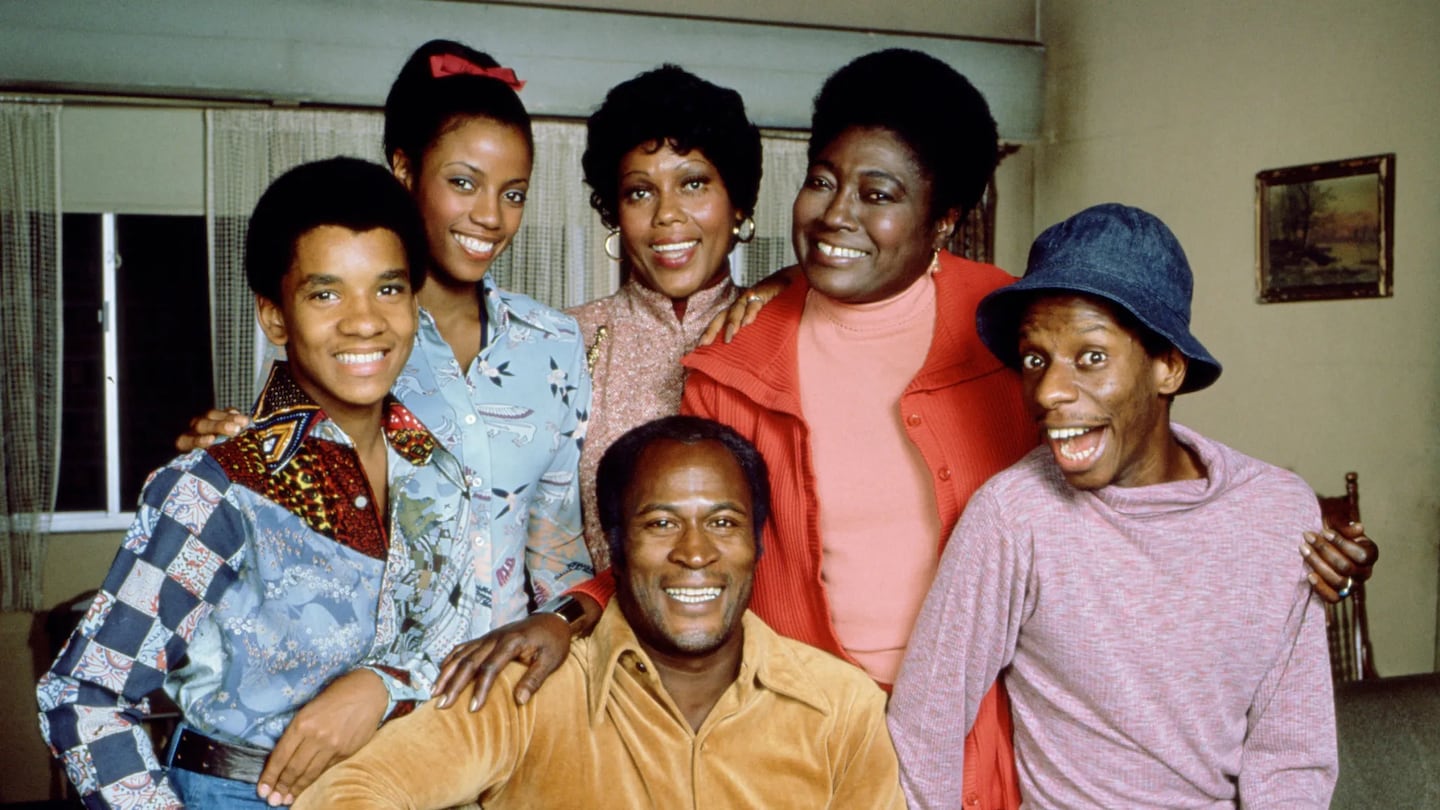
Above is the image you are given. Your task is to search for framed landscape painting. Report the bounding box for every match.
[1256,153,1394,303]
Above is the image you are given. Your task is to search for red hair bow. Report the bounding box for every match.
[428,54,526,91]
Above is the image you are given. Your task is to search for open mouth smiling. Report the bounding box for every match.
[817,242,867,259]
[664,586,722,604]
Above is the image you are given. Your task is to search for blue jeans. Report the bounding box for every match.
[165,723,273,809]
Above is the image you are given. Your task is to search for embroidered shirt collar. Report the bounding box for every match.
[249,361,440,472]
[584,601,831,727]
[482,276,563,337]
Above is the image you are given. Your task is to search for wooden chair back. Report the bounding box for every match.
[1316,472,1377,683]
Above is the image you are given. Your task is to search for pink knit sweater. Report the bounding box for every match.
[889,424,1338,809]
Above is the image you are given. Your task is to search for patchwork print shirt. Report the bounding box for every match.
[394,278,594,636]
[37,363,471,809]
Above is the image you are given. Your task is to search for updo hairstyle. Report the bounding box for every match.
[383,39,534,169]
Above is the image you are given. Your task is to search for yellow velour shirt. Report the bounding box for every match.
[296,602,906,809]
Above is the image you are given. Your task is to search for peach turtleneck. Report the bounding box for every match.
[796,264,941,684]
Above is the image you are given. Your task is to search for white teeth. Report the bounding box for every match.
[653,240,698,253]
[337,351,384,365]
[1049,426,1100,462]
[818,242,867,259]
[453,233,495,254]
[665,587,722,604]
[1058,443,1099,462]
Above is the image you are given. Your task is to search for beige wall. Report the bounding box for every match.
[1035,0,1440,675]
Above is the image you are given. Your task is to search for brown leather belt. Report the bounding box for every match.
[169,727,269,784]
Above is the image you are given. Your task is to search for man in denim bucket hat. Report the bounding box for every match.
[889,203,1338,808]
[974,202,1221,393]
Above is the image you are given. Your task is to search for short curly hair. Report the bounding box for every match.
[383,39,533,170]
[582,65,762,230]
[809,48,998,222]
[245,157,428,304]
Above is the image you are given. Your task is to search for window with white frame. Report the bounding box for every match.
[53,211,213,527]
[48,105,211,530]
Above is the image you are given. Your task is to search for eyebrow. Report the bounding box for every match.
[860,168,904,186]
[631,500,750,516]
[294,267,410,291]
[441,161,529,185]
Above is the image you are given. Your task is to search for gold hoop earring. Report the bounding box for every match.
[732,217,756,244]
[604,230,622,261]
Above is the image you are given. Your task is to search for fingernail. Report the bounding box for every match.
[470,696,481,712]
[1304,533,1317,545]
[1300,545,1311,557]
[258,784,271,799]
[516,688,531,706]
[1307,573,1319,585]
[438,694,451,709]
[1323,529,1337,541]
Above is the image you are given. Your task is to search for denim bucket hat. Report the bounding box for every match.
[976,203,1221,394]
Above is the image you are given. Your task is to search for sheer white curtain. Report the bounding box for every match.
[0,100,62,611]
[491,120,612,309]
[733,132,809,285]
[206,108,385,409]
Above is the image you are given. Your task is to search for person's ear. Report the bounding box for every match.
[1153,347,1188,396]
[255,293,289,348]
[390,151,415,192]
[931,206,962,253]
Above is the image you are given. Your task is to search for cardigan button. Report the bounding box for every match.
[937,466,952,481]
[905,413,922,427]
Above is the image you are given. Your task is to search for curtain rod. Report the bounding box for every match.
[0,91,820,135]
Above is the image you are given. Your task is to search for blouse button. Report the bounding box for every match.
[464,414,478,425]
[938,466,952,481]
[905,413,922,427]
[354,495,369,509]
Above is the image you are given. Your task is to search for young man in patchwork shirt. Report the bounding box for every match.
[889,203,1337,809]
[38,157,472,809]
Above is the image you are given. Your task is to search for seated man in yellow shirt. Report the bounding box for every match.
[296,415,905,809]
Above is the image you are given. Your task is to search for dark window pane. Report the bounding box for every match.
[115,215,213,507]
[56,214,106,512]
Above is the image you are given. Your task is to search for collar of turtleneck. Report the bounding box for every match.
[804,259,938,338]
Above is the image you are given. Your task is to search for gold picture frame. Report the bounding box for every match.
[1256,153,1394,303]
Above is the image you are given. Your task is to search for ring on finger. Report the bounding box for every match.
[1337,576,1354,599]
[746,293,763,304]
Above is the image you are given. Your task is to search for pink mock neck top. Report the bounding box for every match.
[796,266,941,684]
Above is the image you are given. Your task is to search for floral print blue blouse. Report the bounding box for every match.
[394,278,594,636]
